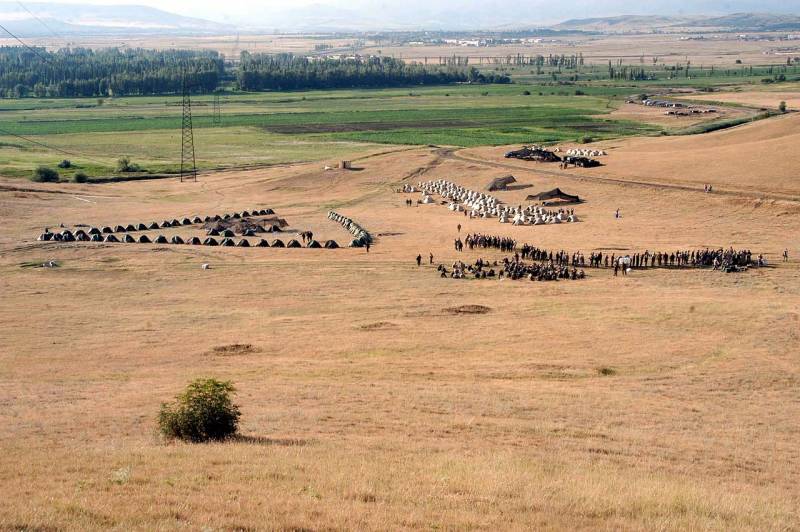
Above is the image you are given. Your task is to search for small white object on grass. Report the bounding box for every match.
[202,263,210,270]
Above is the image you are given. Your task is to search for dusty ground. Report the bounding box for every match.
[467,112,800,199]
[678,89,800,111]
[1,119,799,530]
[609,101,749,128]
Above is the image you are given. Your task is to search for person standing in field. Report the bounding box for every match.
[365,241,370,253]
[416,254,422,267]
[429,253,434,265]
[457,223,461,233]
[784,249,789,262]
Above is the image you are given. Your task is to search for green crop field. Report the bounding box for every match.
[0,79,754,181]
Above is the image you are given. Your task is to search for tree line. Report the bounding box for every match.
[237,53,509,91]
[0,47,223,98]
[0,47,509,98]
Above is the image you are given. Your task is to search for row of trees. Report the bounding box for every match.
[0,47,223,98]
[0,47,510,97]
[237,53,509,91]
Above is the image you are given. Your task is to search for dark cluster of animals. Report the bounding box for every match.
[504,146,601,168]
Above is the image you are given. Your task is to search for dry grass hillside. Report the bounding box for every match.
[1,120,799,529]
[466,113,800,198]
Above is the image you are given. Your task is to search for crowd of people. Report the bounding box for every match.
[435,255,586,282]
[429,228,767,281]
[457,233,517,253]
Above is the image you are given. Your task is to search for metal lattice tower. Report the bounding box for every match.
[212,93,222,126]
[180,75,197,182]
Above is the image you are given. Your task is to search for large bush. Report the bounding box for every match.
[72,171,88,183]
[32,166,59,182]
[158,378,241,442]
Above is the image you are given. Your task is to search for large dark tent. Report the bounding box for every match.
[526,188,581,204]
[486,175,517,191]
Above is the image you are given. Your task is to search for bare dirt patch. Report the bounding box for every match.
[358,321,399,331]
[207,344,259,356]
[444,304,492,315]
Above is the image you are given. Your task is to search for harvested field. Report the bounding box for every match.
[1,111,799,530]
[465,113,800,198]
[678,89,800,110]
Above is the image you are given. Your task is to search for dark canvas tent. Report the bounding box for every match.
[486,175,517,191]
[526,188,581,204]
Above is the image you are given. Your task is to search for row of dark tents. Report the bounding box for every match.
[37,230,339,249]
[89,208,276,235]
[206,226,283,237]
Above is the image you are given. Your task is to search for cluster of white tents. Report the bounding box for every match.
[555,147,607,157]
[418,179,579,225]
[328,211,372,247]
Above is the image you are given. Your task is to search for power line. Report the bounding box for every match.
[0,22,53,63]
[0,125,110,167]
[180,74,197,182]
[15,1,68,44]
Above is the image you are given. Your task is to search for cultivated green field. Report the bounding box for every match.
[0,80,764,180]
[0,84,665,180]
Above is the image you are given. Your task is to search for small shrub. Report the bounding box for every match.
[779,101,787,113]
[598,367,616,376]
[579,136,594,144]
[116,156,141,173]
[574,90,585,96]
[73,171,88,183]
[57,159,72,169]
[158,378,241,442]
[32,166,59,182]
[522,90,531,95]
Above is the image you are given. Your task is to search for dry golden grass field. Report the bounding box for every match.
[0,32,792,67]
[678,88,800,111]
[1,113,800,530]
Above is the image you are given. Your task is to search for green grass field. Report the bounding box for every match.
[0,85,657,179]
[0,80,743,180]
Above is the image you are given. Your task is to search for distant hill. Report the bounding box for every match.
[553,12,800,33]
[0,1,234,35]
[553,15,696,32]
[693,13,800,31]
